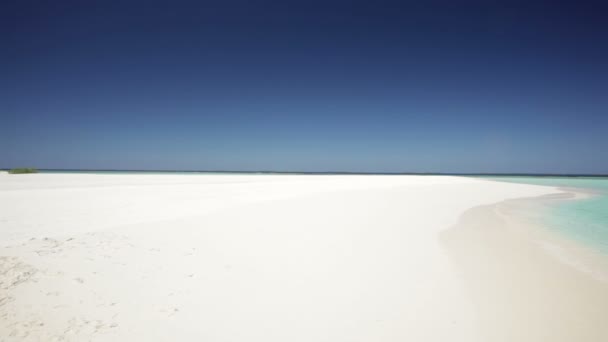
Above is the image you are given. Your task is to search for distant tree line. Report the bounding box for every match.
[8,168,38,174]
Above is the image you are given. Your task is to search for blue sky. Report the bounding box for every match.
[2,1,607,173]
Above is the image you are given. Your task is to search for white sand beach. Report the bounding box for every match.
[1,173,606,341]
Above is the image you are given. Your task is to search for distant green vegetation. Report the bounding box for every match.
[8,168,38,174]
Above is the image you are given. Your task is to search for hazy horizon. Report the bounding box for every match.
[3,168,608,177]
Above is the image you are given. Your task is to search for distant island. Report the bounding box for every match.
[8,168,38,174]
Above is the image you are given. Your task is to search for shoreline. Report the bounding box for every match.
[441,190,608,341]
[499,188,608,282]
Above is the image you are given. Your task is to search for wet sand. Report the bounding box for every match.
[441,192,608,342]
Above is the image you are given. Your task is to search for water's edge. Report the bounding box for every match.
[441,192,608,341]
[481,177,608,255]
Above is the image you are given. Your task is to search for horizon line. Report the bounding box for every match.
[2,168,607,177]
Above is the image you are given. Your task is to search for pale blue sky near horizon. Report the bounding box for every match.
[2,1,607,173]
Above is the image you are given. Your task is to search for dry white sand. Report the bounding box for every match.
[0,172,585,341]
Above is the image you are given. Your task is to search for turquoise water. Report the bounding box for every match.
[487,177,608,253]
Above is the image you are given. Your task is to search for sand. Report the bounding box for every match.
[1,172,604,341]
[441,194,608,341]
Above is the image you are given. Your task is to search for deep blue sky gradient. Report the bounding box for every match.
[2,1,607,173]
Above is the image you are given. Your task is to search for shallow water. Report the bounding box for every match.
[485,176,608,254]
